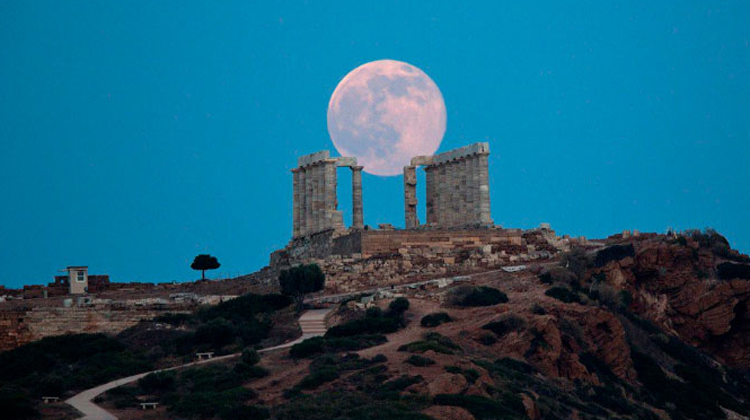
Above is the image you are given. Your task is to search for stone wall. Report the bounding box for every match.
[269,227,566,294]
[0,297,210,352]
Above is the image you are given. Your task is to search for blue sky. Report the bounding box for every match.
[1,1,748,288]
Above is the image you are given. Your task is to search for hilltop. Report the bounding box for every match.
[2,229,750,420]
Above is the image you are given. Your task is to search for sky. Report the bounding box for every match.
[1,1,749,288]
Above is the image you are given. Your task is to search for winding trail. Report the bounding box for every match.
[65,308,332,420]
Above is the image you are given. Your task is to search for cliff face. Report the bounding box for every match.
[592,234,750,368]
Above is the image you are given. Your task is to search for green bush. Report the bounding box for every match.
[478,334,497,346]
[482,314,526,337]
[398,333,461,355]
[0,386,36,420]
[448,286,508,307]
[194,318,237,348]
[420,312,453,328]
[198,293,292,322]
[561,247,590,280]
[290,335,387,359]
[388,297,410,315]
[241,349,261,366]
[138,371,176,394]
[594,244,635,268]
[279,264,325,308]
[153,312,191,326]
[545,286,580,303]
[172,387,257,418]
[234,363,269,380]
[325,314,402,338]
[405,354,435,367]
[433,393,526,420]
[219,404,270,420]
[538,266,577,286]
[445,366,480,384]
[309,353,386,373]
[717,262,750,280]
[0,333,153,395]
[531,304,546,315]
[298,367,340,390]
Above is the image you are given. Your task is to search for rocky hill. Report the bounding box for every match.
[3,229,750,420]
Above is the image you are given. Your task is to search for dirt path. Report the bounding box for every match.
[65,309,332,420]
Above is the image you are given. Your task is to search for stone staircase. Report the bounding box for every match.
[297,308,329,336]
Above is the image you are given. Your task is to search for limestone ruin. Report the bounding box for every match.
[292,142,493,238]
[405,142,492,229]
[291,150,363,238]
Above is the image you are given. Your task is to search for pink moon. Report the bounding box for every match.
[327,60,447,176]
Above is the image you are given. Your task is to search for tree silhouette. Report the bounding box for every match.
[278,264,325,311]
[191,254,220,280]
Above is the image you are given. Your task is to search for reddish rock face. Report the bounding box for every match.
[594,237,750,368]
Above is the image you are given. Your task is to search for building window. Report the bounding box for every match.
[76,271,85,282]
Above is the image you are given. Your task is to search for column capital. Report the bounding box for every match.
[350,165,364,171]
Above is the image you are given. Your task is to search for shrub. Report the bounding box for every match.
[138,371,176,394]
[545,286,580,303]
[279,264,325,309]
[448,286,508,307]
[594,244,635,268]
[398,333,461,355]
[405,355,435,367]
[531,304,546,315]
[219,404,270,420]
[538,266,577,286]
[290,335,387,359]
[494,357,535,374]
[194,318,236,348]
[445,366,480,384]
[241,349,261,366]
[153,312,191,326]
[325,314,402,338]
[478,334,497,346]
[388,297,410,315]
[482,314,526,337]
[0,386,36,420]
[172,387,257,418]
[717,262,750,280]
[199,293,291,321]
[309,353,386,373]
[297,367,340,390]
[420,312,453,328]
[561,247,590,279]
[234,362,269,379]
[433,393,526,420]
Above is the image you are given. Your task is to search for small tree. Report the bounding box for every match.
[191,254,220,280]
[278,264,325,311]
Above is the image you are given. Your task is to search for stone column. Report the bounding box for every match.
[469,155,479,222]
[403,165,418,229]
[436,164,447,227]
[292,168,300,238]
[302,167,311,236]
[477,152,492,225]
[425,166,435,225]
[309,163,319,234]
[351,166,364,229]
[323,160,337,231]
[447,161,457,228]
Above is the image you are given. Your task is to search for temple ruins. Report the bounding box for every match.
[404,142,492,229]
[271,141,584,293]
[291,151,363,238]
[291,142,493,239]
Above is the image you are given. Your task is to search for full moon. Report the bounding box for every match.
[327,60,447,176]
